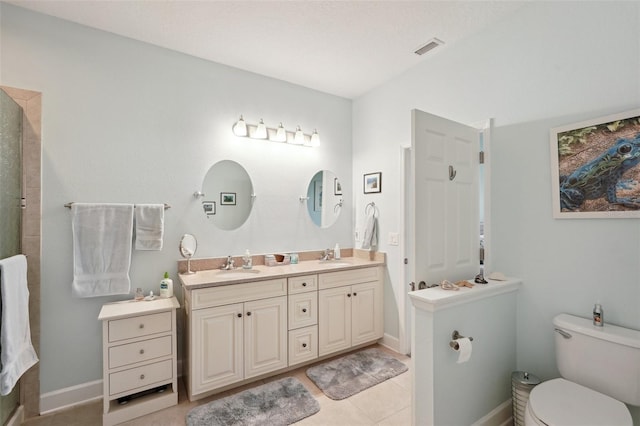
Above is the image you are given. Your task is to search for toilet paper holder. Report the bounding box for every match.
[449,330,473,350]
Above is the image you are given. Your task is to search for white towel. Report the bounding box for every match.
[134,204,164,250]
[362,209,378,250]
[0,255,38,396]
[72,203,134,297]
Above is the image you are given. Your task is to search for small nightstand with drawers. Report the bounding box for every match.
[98,297,179,426]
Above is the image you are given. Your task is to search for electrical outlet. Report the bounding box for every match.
[388,232,399,246]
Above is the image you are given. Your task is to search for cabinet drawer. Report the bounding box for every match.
[289,326,318,366]
[109,359,172,396]
[109,335,172,369]
[108,312,172,342]
[288,275,317,294]
[192,279,287,309]
[288,292,317,330]
[318,267,381,290]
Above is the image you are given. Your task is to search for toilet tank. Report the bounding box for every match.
[553,313,640,406]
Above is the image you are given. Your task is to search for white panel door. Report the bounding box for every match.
[351,281,383,346]
[318,286,351,356]
[191,303,243,394]
[411,109,480,286]
[244,296,287,379]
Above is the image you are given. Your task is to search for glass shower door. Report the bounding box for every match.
[0,88,23,424]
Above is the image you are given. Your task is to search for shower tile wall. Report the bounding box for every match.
[1,86,42,418]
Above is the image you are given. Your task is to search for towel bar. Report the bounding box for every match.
[64,202,170,209]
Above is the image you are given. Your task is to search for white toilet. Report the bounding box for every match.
[524,313,639,426]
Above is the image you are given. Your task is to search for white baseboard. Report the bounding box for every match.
[472,399,512,426]
[6,405,24,426]
[380,333,400,353]
[40,379,102,415]
[40,360,184,414]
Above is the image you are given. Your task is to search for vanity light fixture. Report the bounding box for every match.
[232,115,248,137]
[232,115,319,147]
[293,126,305,145]
[272,122,287,142]
[308,129,321,147]
[254,119,268,139]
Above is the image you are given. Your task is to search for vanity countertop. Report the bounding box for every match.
[179,255,385,290]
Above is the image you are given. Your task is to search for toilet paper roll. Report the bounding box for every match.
[454,337,472,364]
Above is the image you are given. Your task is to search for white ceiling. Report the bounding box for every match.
[8,1,527,99]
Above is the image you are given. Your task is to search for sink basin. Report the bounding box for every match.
[216,268,261,278]
[319,260,353,267]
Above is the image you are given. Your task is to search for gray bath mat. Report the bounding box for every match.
[306,347,408,400]
[186,377,319,426]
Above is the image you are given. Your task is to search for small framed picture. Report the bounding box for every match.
[220,192,236,205]
[202,201,216,216]
[363,172,382,194]
[334,178,342,195]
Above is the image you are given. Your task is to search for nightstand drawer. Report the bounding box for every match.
[109,335,172,369]
[288,275,317,294]
[109,359,172,396]
[108,312,172,342]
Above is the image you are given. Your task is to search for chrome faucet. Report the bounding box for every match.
[221,255,235,270]
[320,249,334,261]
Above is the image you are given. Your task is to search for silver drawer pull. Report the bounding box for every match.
[139,324,144,329]
[302,282,307,287]
[555,328,572,339]
[302,308,307,313]
[139,374,145,380]
[302,343,307,348]
[139,349,145,355]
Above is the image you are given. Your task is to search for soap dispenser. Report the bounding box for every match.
[593,302,603,326]
[243,249,253,269]
[334,243,341,260]
[160,272,173,298]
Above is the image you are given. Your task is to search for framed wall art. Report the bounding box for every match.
[550,108,640,218]
[363,172,382,194]
[220,192,236,205]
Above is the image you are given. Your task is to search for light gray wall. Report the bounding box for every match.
[353,0,640,417]
[1,3,352,394]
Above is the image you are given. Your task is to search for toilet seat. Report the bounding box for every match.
[527,378,632,425]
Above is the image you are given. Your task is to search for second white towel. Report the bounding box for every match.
[135,204,164,251]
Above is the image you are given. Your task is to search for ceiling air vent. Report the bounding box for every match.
[414,38,444,56]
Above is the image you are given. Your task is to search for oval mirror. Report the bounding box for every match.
[306,170,343,228]
[201,160,254,230]
[179,233,197,274]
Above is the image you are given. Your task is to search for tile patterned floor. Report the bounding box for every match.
[23,345,411,426]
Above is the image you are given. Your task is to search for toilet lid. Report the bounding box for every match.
[529,378,632,425]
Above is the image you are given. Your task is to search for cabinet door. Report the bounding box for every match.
[191,303,243,395]
[244,296,288,379]
[351,281,384,346]
[318,286,351,356]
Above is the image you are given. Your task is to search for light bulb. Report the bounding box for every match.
[253,118,267,139]
[293,125,305,145]
[309,129,320,147]
[232,115,247,137]
[272,122,287,142]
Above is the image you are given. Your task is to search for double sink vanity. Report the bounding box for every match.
[179,250,385,401]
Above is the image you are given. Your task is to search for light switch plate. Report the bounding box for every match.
[388,232,399,246]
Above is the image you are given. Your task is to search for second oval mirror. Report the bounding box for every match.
[306,170,343,228]
[201,160,254,230]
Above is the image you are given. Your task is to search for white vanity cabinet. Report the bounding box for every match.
[318,267,383,356]
[185,278,288,400]
[98,297,179,426]
[181,259,385,401]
